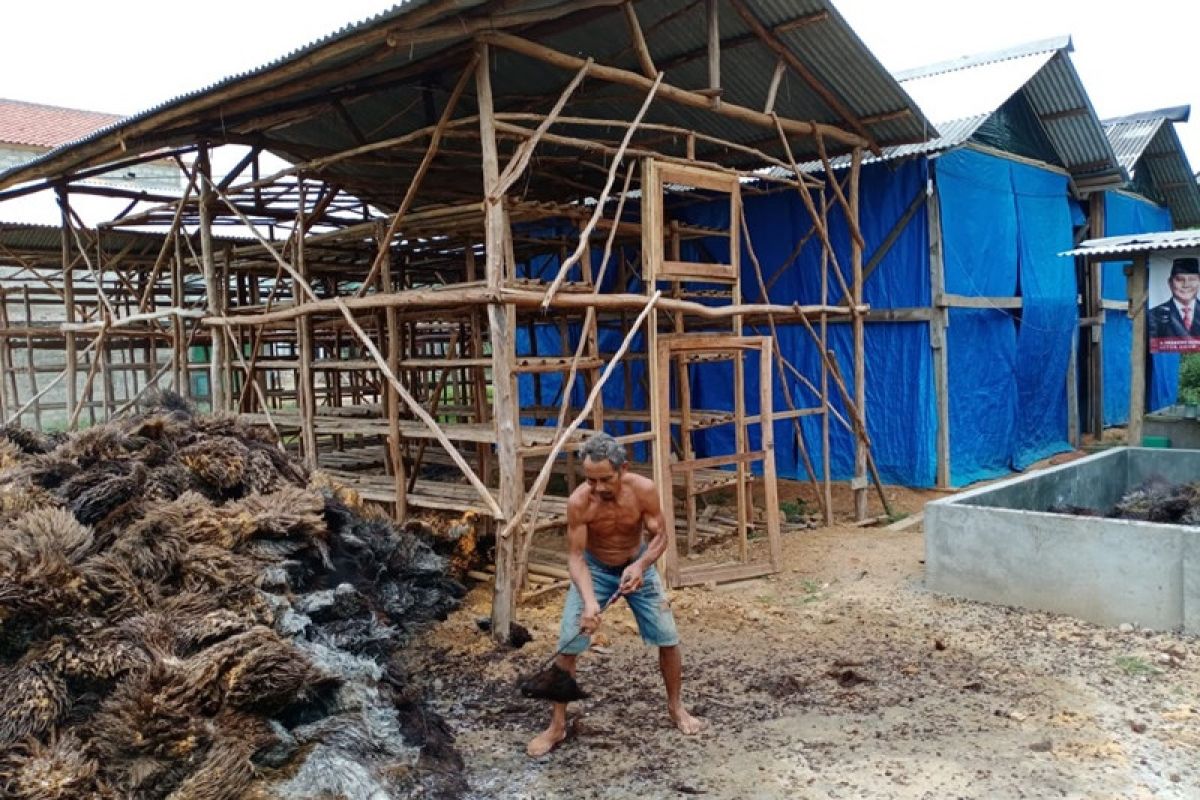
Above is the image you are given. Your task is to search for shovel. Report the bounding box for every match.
[518,589,621,703]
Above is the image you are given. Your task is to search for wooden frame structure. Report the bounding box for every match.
[0,1,932,641]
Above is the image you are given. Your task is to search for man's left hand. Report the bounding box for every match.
[618,562,644,595]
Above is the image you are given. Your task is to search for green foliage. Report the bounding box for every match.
[1114,655,1159,677]
[1179,354,1200,406]
[779,499,809,523]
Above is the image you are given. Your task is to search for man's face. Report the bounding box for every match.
[583,457,622,500]
[1170,273,1200,305]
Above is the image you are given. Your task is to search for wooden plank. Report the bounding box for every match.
[671,449,767,472]
[478,45,521,644]
[657,162,740,193]
[850,147,868,521]
[760,336,782,571]
[1128,253,1148,446]
[928,163,951,489]
[676,560,775,588]
[939,294,1023,309]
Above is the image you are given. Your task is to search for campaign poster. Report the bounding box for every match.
[1148,250,1200,354]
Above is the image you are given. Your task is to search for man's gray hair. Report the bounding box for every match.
[579,432,626,467]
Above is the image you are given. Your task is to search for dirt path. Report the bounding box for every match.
[405,486,1199,799]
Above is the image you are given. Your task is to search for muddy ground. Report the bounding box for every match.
[405,478,1199,799]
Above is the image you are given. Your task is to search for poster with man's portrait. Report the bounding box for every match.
[1149,250,1200,353]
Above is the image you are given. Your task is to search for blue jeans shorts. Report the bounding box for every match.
[557,549,679,655]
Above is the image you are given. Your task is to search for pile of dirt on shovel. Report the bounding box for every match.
[0,392,467,799]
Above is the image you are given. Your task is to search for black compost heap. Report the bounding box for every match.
[0,394,466,799]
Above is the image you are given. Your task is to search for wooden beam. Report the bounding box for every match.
[479,44,522,645]
[622,2,656,79]
[726,0,879,155]
[1128,253,1148,446]
[705,0,721,94]
[928,163,951,488]
[763,58,786,115]
[479,30,868,148]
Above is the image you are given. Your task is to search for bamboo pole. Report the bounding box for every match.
[197,146,226,412]
[58,189,78,425]
[738,204,825,520]
[353,53,478,298]
[495,58,592,197]
[212,185,503,519]
[542,71,663,308]
[501,290,661,542]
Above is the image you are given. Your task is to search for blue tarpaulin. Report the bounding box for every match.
[935,148,1076,485]
[1101,192,1175,419]
[513,147,1086,489]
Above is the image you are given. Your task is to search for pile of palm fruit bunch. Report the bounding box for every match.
[1109,476,1200,524]
[0,393,466,799]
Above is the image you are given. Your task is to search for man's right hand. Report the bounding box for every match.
[580,601,603,635]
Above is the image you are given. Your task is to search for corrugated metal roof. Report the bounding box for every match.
[1103,117,1162,174]
[1102,108,1200,228]
[781,36,1123,187]
[0,0,933,210]
[0,99,123,150]
[1060,229,1200,258]
[0,221,165,264]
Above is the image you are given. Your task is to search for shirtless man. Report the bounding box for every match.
[527,433,705,757]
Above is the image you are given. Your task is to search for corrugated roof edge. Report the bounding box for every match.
[1102,105,1191,125]
[894,34,1072,83]
[1060,229,1200,257]
[0,2,420,186]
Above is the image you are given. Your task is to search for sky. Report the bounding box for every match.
[1,0,1198,165]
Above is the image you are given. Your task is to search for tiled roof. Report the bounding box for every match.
[0,99,123,150]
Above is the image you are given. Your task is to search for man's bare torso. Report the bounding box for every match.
[569,472,655,567]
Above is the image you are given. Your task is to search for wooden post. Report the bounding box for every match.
[22,287,41,430]
[1128,253,1148,447]
[58,188,78,427]
[0,290,13,424]
[296,180,318,469]
[1087,192,1106,438]
[172,233,188,397]
[819,210,832,524]
[850,147,868,520]
[197,145,226,412]
[705,0,720,96]
[928,162,951,488]
[379,222,407,520]
[479,44,522,643]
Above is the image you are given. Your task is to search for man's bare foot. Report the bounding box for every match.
[669,705,706,735]
[526,725,567,757]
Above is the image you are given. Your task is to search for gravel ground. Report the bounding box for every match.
[404,487,1199,799]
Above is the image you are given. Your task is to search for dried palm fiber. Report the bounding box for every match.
[0,733,111,800]
[0,661,70,745]
[1109,476,1200,523]
[0,392,466,800]
[0,424,61,456]
[178,436,250,493]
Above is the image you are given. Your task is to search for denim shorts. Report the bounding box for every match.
[557,549,679,655]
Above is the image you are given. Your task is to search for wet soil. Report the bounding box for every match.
[405,480,1200,800]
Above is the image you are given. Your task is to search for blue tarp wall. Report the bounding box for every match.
[1099,192,1175,422]
[936,149,1078,485]
[513,147,1079,489]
